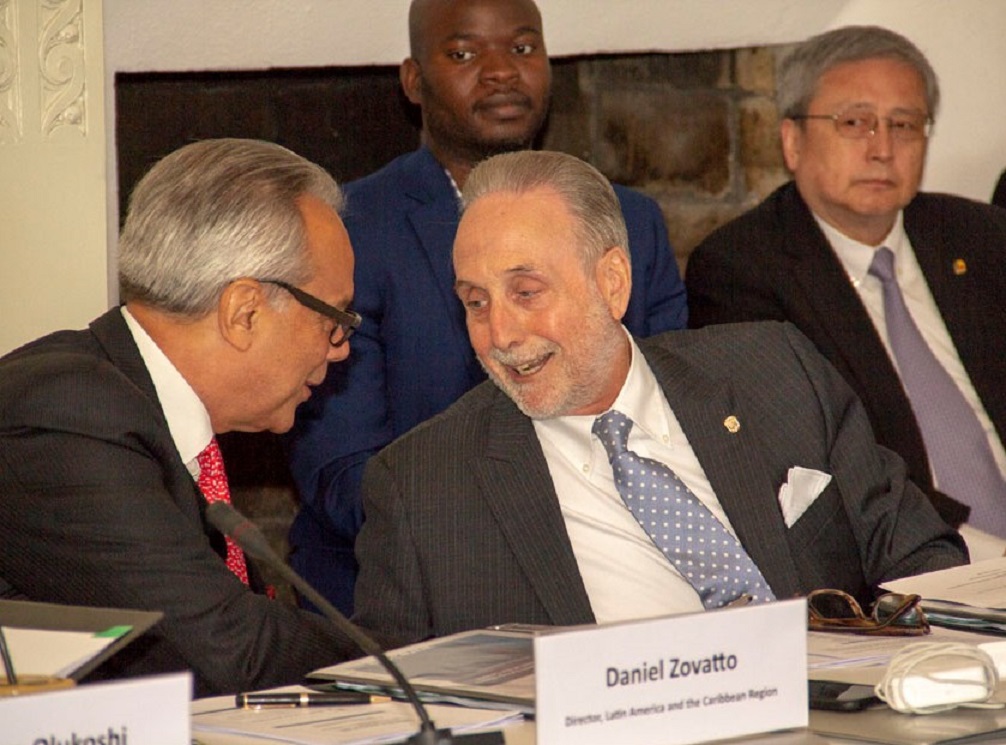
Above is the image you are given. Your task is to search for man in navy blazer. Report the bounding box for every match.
[352,150,965,645]
[687,26,1006,558]
[0,139,360,696]
[286,0,687,614]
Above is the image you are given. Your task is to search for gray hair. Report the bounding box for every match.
[118,138,343,316]
[460,150,630,270]
[777,25,940,120]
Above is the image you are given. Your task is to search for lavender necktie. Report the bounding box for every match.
[593,410,774,609]
[869,247,1006,536]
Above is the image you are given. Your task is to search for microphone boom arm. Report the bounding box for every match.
[206,501,504,745]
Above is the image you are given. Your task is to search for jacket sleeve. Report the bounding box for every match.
[778,324,969,590]
[0,353,358,696]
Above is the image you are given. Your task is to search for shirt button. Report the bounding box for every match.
[582,463,590,473]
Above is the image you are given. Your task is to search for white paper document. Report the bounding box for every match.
[310,629,537,711]
[2,625,128,678]
[807,627,998,685]
[881,557,1006,608]
[191,688,523,745]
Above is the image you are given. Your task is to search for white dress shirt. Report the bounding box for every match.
[121,307,214,479]
[533,331,739,624]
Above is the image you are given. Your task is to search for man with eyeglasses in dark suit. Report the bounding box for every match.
[687,26,1006,560]
[0,139,361,696]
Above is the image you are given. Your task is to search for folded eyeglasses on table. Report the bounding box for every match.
[807,589,931,636]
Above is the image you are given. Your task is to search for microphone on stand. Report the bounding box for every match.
[206,501,504,745]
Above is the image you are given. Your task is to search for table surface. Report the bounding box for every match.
[192,722,840,745]
[188,704,863,745]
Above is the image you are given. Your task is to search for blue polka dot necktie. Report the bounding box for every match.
[593,410,774,609]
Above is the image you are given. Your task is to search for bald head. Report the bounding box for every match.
[408,0,437,59]
[408,0,543,61]
[400,0,550,188]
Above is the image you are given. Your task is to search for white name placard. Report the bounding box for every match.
[534,599,808,745]
[0,672,191,745]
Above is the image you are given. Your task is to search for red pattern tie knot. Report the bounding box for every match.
[197,438,250,585]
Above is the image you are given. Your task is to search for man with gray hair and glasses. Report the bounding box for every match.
[0,138,361,695]
[687,26,1006,559]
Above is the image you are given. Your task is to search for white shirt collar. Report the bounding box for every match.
[121,307,213,472]
[609,334,670,441]
[444,168,462,200]
[534,329,670,464]
[815,211,908,290]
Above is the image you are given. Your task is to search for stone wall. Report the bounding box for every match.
[541,48,789,273]
[115,45,792,599]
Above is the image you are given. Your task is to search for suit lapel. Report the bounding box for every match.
[905,199,980,377]
[470,389,595,625]
[775,188,929,479]
[89,309,235,572]
[90,308,162,408]
[780,188,903,398]
[640,341,803,600]
[403,149,471,354]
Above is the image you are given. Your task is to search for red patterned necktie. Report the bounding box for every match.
[197,438,250,585]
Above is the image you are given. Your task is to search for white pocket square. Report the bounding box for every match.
[778,466,832,528]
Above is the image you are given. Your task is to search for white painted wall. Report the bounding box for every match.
[0,0,108,355]
[830,0,1006,209]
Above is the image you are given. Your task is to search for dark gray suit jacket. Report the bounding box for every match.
[353,322,965,646]
[286,146,688,616]
[0,309,356,696]
[687,182,1006,527]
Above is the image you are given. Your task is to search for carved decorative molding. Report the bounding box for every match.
[39,0,84,139]
[0,0,21,144]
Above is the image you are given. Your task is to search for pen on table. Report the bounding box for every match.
[0,626,17,686]
[236,691,390,708]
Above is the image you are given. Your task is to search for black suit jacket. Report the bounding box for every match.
[352,323,965,646]
[686,182,1006,527]
[0,309,356,696]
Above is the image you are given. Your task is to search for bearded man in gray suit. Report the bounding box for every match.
[352,150,965,647]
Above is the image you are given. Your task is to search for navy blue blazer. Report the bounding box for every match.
[286,147,688,614]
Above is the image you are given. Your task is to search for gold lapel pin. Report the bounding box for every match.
[723,415,740,434]
[953,258,967,276]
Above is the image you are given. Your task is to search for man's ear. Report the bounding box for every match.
[596,246,632,321]
[780,118,802,173]
[400,58,423,106]
[217,279,263,352]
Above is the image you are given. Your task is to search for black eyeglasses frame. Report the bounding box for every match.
[258,279,361,347]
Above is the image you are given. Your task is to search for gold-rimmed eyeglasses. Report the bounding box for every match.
[258,279,361,348]
[807,589,930,636]
[790,107,932,142]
